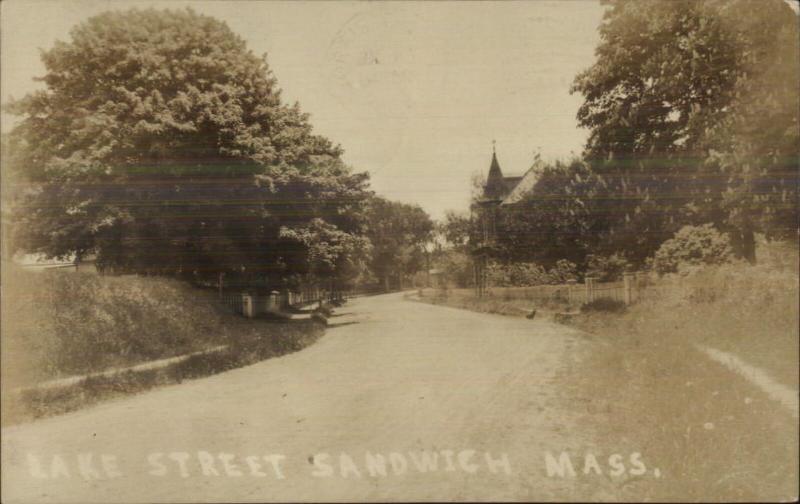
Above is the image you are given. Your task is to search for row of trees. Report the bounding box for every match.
[4,8,434,292]
[437,0,797,283]
[6,2,796,291]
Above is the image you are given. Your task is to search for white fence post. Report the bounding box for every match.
[268,291,279,312]
[242,293,255,318]
[585,276,596,303]
[623,272,634,305]
[566,279,577,305]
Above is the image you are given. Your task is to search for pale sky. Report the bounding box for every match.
[1,0,605,220]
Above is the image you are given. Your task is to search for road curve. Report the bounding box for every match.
[2,292,614,502]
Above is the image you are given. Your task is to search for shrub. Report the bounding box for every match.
[487,260,578,287]
[548,259,579,284]
[434,250,474,288]
[652,224,734,275]
[581,298,627,313]
[487,262,546,287]
[586,253,630,282]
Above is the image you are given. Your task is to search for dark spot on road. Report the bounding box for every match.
[308,455,314,464]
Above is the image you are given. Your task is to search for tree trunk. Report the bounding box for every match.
[741,226,756,264]
[730,224,757,264]
[383,275,389,292]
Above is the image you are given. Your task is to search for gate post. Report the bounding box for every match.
[242,293,255,318]
[567,279,577,306]
[623,272,634,305]
[585,276,596,304]
[267,290,280,312]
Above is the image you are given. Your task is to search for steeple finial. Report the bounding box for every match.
[484,141,504,200]
[492,139,496,154]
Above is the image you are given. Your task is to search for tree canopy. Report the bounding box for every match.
[5,8,371,286]
[571,0,799,262]
[364,197,434,290]
[438,210,472,251]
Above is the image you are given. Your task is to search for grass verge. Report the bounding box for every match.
[1,266,250,390]
[2,319,324,426]
[561,308,797,501]
[415,286,571,318]
[416,260,799,501]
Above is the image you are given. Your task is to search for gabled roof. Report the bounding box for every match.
[500,159,545,206]
[480,149,545,205]
[502,176,523,192]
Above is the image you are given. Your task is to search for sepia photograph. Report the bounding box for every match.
[0,0,798,502]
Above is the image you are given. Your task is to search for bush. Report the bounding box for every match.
[433,250,474,288]
[652,224,734,275]
[487,260,578,287]
[548,259,579,284]
[487,262,546,286]
[581,298,627,313]
[586,253,630,282]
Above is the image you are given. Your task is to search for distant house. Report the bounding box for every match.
[470,147,542,294]
[474,147,543,246]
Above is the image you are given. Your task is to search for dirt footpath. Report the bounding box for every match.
[2,293,653,502]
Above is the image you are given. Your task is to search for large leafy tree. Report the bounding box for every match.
[364,197,434,291]
[438,210,472,251]
[5,8,370,283]
[702,0,800,255]
[279,217,371,291]
[571,0,799,262]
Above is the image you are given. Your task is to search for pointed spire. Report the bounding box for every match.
[484,143,506,200]
[489,140,502,177]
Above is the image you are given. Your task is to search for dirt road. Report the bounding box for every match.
[2,293,645,502]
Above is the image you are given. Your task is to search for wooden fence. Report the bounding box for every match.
[219,285,347,318]
[479,272,651,308]
[220,291,244,315]
[288,286,323,307]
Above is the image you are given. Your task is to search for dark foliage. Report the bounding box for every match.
[5,8,371,286]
